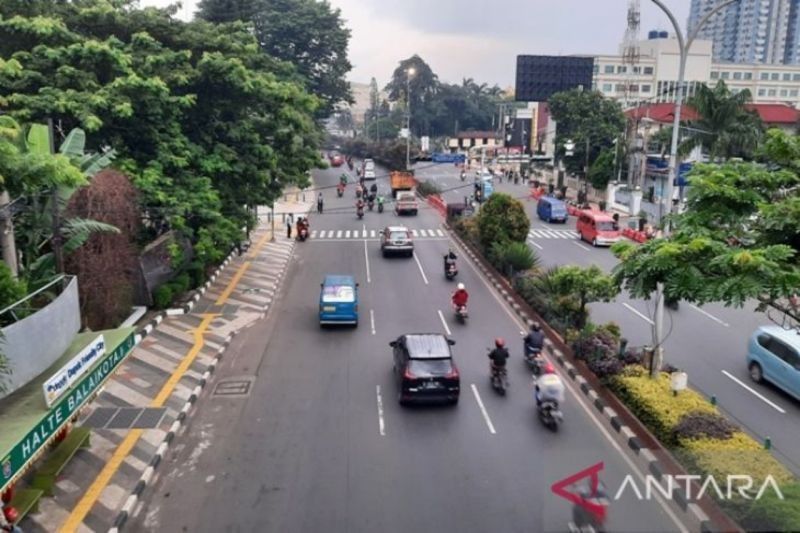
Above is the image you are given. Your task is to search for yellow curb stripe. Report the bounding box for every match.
[61,228,276,531]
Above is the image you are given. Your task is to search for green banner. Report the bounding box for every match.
[1,332,135,489]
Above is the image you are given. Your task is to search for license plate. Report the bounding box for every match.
[423,381,440,389]
[323,306,336,312]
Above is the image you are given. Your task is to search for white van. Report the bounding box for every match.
[364,159,376,180]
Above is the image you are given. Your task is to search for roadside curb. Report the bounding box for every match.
[446,227,717,533]
[108,333,236,533]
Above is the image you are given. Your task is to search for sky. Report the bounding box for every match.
[139,0,691,88]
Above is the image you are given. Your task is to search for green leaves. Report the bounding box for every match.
[476,193,530,249]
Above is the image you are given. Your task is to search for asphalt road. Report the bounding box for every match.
[131,162,685,533]
[416,162,800,476]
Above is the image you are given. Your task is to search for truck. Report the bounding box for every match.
[390,171,417,198]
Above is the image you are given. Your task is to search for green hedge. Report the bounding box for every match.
[153,285,173,309]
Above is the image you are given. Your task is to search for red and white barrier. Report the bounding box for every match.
[427,194,447,217]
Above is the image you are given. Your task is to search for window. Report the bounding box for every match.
[721,71,730,79]
[604,65,614,74]
[744,72,753,80]
[615,84,625,92]
[794,73,800,81]
[772,73,780,80]
[781,89,788,97]
[321,285,355,303]
[784,73,792,81]
[644,66,654,75]
[758,88,766,96]
[769,340,800,369]
[602,83,612,92]
[791,89,798,97]
[768,89,777,96]
[629,84,639,92]
[711,71,719,79]
[641,84,652,93]
[733,72,742,80]
[593,64,599,74]
[761,72,769,80]
[633,66,640,74]
[617,65,627,74]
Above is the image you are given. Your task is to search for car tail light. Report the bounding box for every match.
[445,365,459,379]
[403,367,415,380]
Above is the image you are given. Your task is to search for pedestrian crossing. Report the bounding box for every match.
[528,229,577,239]
[309,228,448,240]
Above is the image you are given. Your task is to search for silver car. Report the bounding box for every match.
[381,226,414,257]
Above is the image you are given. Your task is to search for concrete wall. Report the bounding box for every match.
[0,277,81,400]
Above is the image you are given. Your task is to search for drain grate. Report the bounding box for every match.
[83,407,167,429]
[213,379,253,397]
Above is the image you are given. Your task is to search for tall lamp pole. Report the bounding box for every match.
[405,67,416,171]
[648,0,739,377]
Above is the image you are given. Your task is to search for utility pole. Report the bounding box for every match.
[648,0,740,377]
[405,67,415,171]
[48,118,64,274]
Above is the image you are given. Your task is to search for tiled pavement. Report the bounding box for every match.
[19,196,310,533]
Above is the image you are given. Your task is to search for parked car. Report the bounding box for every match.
[381,226,414,257]
[747,325,800,400]
[537,196,568,223]
[318,275,358,326]
[395,190,418,215]
[391,333,460,405]
[576,211,621,246]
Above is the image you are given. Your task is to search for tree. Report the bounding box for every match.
[385,55,439,136]
[198,0,353,117]
[476,193,530,249]
[611,129,800,320]
[588,147,616,190]
[548,88,625,177]
[549,265,619,330]
[681,80,764,161]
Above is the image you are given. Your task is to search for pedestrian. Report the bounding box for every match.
[286,214,293,239]
[317,192,324,214]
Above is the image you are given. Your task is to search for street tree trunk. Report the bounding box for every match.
[0,190,18,277]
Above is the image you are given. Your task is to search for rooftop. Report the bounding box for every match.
[456,131,499,139]
[625,103,799,125]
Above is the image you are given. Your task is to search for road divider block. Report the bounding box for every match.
[426,194,447,217]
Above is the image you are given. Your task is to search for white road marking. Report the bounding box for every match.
[572,241,592,251]
[345,230,351,238]
[622,303,654,325]
[689,304,730,327]
[370,308,376,335]
[530,230,545,238]
[436,229,445,237]
[557,231,571,239]
[376,385,386,436]
[336,230,342,238]
[421,229,429,237]
[437,309,452,336]
[363,240,371,283]
[722,370,786,413]
[319,230,327,238]
[311,230,317,238]
[413,252,429,285]
[370,230,376,238]
[471,384,497,435]
[527,239,543,250]
[412,229,419,237]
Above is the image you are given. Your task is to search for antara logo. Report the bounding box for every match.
[551,462,607,518]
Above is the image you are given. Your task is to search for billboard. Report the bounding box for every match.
[515,55,594,102]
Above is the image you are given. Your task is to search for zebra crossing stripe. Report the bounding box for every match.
[412,230,418,237]
[362,230,367,238]
[370,230,376,238]
[336,230,342,238]
[419,230,428,237]
[319,230,326,238]
[311,231,317,238]
[345,230,351,238]
[436,229,445,237]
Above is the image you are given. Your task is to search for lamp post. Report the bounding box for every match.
[405,67,416,171]
[648,0,740,377]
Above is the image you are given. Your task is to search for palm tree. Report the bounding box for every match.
[680,80,764,161]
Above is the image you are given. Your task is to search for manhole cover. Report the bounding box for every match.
[213,379,253,397]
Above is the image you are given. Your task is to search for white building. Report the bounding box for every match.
[593,32,800,107]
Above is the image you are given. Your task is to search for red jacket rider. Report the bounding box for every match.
[452,283,468,307]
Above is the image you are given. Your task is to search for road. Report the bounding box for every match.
[131,163,684,533]
[415,162,799,477]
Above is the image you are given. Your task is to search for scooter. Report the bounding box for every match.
[524,343,544,375]
[337,185,344,198]
[568,483,609,533]
[490,363,508,396]
[454,304,468,323]
[538,398,562,431]
[368,197,375,211]
[445,262,458,280]
[377,197,384,213]
[356,206,364,220]
[297,227,309,242]
[460,172,466,182]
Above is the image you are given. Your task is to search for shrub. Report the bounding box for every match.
[740,481,800,532]
[0,262,27,326]
[187,261,205,287]
[573,325,619,361]
[476,193,530,249]
[587,356,624,379]
[679,432,794,488]
[608,369,716,446]
[416,180,441,197]
[452,216,479,246]
[488,240,539,276]
[172,273,191,294]
[153,285,173,309]
[674,411,738,441]
[621,347,643,366]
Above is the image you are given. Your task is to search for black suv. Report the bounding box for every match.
[390,334,460,405]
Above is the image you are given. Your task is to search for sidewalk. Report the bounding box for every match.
[18,194,311,533]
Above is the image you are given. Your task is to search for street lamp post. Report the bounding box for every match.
[405,67,415,171]
[648,0,740,377]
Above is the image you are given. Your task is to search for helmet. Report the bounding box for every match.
[495,337,505,348]
[542,362,556,374]
[531,322,541,332]
[457,283,465,291]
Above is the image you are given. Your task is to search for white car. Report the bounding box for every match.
[364,159,376,180]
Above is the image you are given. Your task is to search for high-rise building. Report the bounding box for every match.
[688,0,795,64]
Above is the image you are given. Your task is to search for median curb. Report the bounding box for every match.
[108,333,236,533]
[446,227,729,533]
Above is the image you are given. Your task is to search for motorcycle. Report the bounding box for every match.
[377,197,384,213]
[356,206,364,220]
[347,160,354,171]
[337,186,344,198]
[490,362,508,396]
[568,484,609,533]
[356,188,362,199]
[538,398,562,431]
[460,172,466,182]
[445,261,458,280]
[368,197,375,211]
[297,226,309,242]
[524,342,544,375]
[454,304,468,323]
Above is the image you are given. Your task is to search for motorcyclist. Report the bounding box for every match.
[573,481,610,531]
[443,249,457,273]
[337,182,345,196]
[370,183,378,196]
[340,173,348,186]
[296,216,309,238]
[524,322,545,355]
[452,283,468,310]
[535,362,565,407]
[460,170,466,181]
[488,338,510,370]
[356,198,365,215]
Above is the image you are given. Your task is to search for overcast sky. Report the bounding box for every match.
[139,0,691,87]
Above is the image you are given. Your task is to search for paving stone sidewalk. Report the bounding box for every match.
[19,195,311,533]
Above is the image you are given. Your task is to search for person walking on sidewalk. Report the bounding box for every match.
[317,192,324,214]
[286,213,294,239]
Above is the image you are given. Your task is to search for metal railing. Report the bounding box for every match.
[0,275,71,325]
